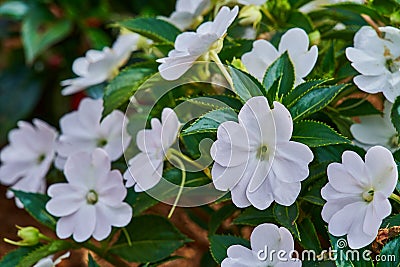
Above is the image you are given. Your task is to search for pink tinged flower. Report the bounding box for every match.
[351,101,400,152]
[346,26,400,103]
[55,98,131,170]
[221,223,301,267]
[211,96,313,210]
[321,146,398,249]
[46,149,132,242]
[161,0,210,30]
[157,6,239,80]
[0,119,57,207]
[241,28,318,85]
[33,252,70,267]
[61,33,141,95]
[124,108,181,192]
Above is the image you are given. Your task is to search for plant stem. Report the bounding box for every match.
[390,193,400,205]
[82,241,131,267]
[169,148,211,178]
[209,50,233,89]
[166,154,187,218]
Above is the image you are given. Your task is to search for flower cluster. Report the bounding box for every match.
[2,1,400,266]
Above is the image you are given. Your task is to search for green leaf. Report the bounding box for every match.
[133,168,209,215]
[209,235,250,264]
[16,240,73,267]
[22,7,72,63]
[110,215,190,263]
[229,66,267,103]
[377,236,400,267]
[208,204,237,235]
[298,217,322,252]
[289,84,349,121]
[0,66,42,144]
[391,96,400,134]
[88,254,100,267]
[233,206,276,226]
[283,79,327,107]
[11,190,57,230]
[118,17,181,45]
[263,52,295,102]
[273,203,300,240]
[182,108,238,135]
[292,120,350,147]
[337,98,381,117]
[0,1,28,19]
[103,65,156,116]
[0,246,39,267]
[382,213,400,227]
[301,177,326,206]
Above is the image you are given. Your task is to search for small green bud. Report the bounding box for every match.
[231,58,246,72]
[4,226,42,246]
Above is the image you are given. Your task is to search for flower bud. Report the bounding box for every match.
[239,5,262,28]
[4,226,42,246]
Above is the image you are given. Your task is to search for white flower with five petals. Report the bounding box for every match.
[346,26,400,103]
[0,119,57,207]
[46,149,132,242]
[221,223,301,267]
[61,33,144,95]
[161,0,210,30]
[55,98,131,169]
[124,108,181,192]
[157,6,239,80]
[321,146,398,249]
[211,96,313,210]
[350,101,400,152]
[33,252,70,267]
[242,28,318,85]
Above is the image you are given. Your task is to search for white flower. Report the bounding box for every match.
[346,26,400,103]
[157,6,239,80]
[161,0,210,30]
[33,252,70,267]
[211,96,313,210]
[321,146,398,249]
[61,33,142,95]
[242,28,318,85]
[0,119,57,207]
[237,0,266,5]
[300,0,364,13]
[350,101,399,152]
[124,108,181,192]
[221,223,301,267]
[46,149,132,242]
[55,98,131,169]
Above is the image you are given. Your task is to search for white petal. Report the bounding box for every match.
[272,141,313,183]
[271,101,293,142]
[269,177,301,206]
[354,75,389,94]
[161,108,180,149]
[211,162,247,191]
[72,205,97,242]
[250,223,281,253]
[278,28,310,56]
[242,40,278,80]
[365,146,397,196]
[238,96,274,148]
[328,201,367,237]
[327,162,365,194]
